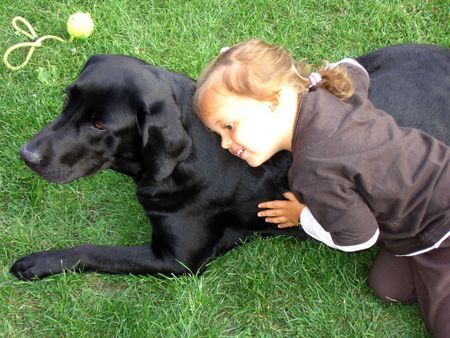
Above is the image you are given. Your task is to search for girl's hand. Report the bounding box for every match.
[257,192,306,228]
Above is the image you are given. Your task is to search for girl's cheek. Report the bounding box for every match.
[236,128,252,146]
[232,130,243,145]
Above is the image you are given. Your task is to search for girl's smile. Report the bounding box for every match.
[228,146,246,158]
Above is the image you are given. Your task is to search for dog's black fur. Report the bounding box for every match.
[11,44,449,280]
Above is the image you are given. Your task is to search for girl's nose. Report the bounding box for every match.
[221,135,232,149]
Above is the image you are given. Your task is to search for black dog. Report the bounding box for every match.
[11,44,449,280]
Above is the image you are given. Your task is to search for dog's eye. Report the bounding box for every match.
[93,121,105,130]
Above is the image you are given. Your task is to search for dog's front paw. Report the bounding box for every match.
[10,249,78,280]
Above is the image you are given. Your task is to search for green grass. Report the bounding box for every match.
[1,0,448,336]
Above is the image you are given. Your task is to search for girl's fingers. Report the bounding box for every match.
[282,192,297,201]
[257,209,283,217]
[265,216,287,224]
[258,200,286,209]
[278,222,297,228]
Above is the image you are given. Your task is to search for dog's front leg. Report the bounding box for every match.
[10,244,189,280]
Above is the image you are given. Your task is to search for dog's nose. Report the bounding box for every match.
[19,146,42,166]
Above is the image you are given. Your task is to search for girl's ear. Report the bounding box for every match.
[267,97,280,113]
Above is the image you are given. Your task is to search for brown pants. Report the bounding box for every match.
[368,237,450,338]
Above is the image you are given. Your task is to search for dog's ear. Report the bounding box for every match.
[138,99,192,182]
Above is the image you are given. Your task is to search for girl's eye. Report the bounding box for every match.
[93,121,105,130]
[224,124,233,130]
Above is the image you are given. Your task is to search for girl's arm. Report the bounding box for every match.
[258,191,379,252]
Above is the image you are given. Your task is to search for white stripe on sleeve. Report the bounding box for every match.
[300,207,379,252]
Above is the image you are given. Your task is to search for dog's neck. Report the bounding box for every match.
[111,160,145,181]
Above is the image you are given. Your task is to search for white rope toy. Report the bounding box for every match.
[3,14,94,71]
[3,16,66,71]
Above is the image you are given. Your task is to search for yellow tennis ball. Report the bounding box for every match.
[67,12,94,39]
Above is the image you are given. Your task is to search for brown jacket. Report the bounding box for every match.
[288,62,450,255]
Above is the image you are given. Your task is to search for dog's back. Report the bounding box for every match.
[358,43,450,145]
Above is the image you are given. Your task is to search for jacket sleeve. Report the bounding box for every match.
[300,207,379,252]
[327,58,370,98]
[294,179,379,250]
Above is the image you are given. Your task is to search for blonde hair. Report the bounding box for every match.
[195,39,354,118]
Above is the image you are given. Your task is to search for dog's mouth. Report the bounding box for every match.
[20,146,113,184]
[24,163,75,184]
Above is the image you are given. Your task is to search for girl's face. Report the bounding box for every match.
[202,94,285,167]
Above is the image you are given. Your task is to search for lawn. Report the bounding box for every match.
[0,0,448,336]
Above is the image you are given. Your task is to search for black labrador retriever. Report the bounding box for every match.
[11,44,450,280]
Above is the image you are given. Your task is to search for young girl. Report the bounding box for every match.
[194,40,450,337]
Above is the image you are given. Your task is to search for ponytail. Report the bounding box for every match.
[295,61,355,99]
[318,65,355,99]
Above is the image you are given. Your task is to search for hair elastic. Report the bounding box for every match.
[308,72,322,89]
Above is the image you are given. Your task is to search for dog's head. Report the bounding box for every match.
[20,55,193,183]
